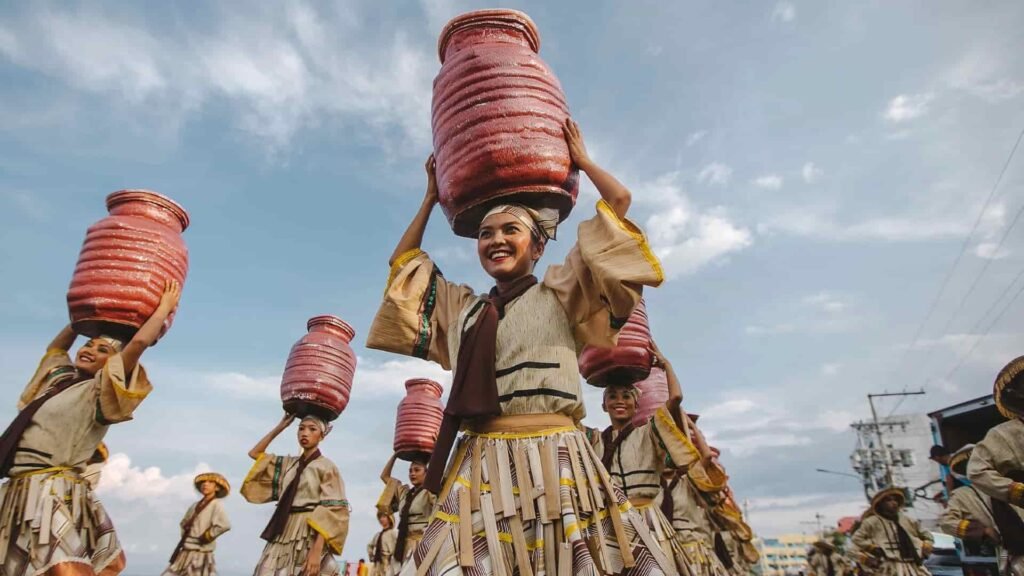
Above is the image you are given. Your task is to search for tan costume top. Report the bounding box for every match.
[594,407,701,502]
[241,452,350,554]
[968,419,1024,507]
[367,527,397,575]
[178,498,231,552]
[662,462,727,544]
[367,200,665,422]
[12,349,151,477]
[376,479,436,537]
[851,512,933,562]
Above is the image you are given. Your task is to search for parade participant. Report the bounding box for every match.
[851,488,933,576]
[366,118,667,576]
[808,541,850,576]
[659,458,731,576]
[0,280,179,576]
[376,455,435,569]
[367,512,398,576]
[162,473,232,576]
[595,343,705,574]
[242,414,350,576]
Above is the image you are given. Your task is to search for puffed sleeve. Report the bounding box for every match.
[207,499,231,541]
[95,354,153,424]
[688,458,728,494]
[968,425,1024,506]
[19,349,75,409]
[543,200,664,348]
[366,249,477,370]
[375,476,408,515]
[241,453,296,504]
[308,460,351,555]
[648,406,701,471]
[938,490,987,540]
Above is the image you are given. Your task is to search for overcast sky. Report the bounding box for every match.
[2,1,1024,574]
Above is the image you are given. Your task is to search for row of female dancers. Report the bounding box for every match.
[0,120,757,576]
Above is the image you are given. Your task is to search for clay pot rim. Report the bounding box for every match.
[106,189,190,231]
[405,378,444,396]
[306,315,356,342]
[438,9,540,64]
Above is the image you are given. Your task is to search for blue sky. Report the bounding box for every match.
[2,1,1024,574]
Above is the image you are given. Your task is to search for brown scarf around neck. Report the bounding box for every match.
[260,449,321,542]
[393,485,421,561]
[424,275,538,494]
[660,474,680,521]
[0,367,86,478]
[601,424,636,471]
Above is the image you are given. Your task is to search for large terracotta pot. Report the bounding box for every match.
[281,316,357,422]
[66,190,189,340]
[578,300,652,386]
[631,367,668,427]
[394,378,445,462]
[433,9,578,237]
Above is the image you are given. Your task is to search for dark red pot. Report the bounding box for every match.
[281,316,357,422]
[632,367,668,427]
[432,9,578,237]
[394,378,444,462]
[578,300,652,386]
[66,190,189,341]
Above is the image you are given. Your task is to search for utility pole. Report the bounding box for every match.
[867,390,925,486]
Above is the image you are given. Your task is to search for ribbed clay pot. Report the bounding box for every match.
[66,190,189,341]
[432,9,578,237]
[394,378,445,462]
[632,367,668,427]
[281,316,357,422]
[578,300,653,386]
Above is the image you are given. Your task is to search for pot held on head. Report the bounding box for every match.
[578,299,653,386]
[394,378,445,462]
[280,315,357,422]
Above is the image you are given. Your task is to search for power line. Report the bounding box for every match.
[943,269,1024,381]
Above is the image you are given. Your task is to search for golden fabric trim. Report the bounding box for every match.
[387,248,424,290]
[308,518,343,554]
[630,497,655,508]
[595,199,664,284]
[242,453,269,485]
[10,466,74,479]
[563,501,633,538]
[110,377,147,399]
[1011,482,1024,506]
[955,519,971,538]
[465,413,576,438]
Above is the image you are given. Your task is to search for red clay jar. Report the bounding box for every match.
[578,300,653,386]
[394,378,445,462]
[433,9,579,237]
[66,189,189,340]
[281,316,357,422]
[632,367,668,427]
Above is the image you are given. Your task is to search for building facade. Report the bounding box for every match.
[756,534,817,576]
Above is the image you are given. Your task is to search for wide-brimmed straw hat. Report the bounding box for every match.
[194,472,230,498]
[870,486,905,512]
[948,444,975,477]
[993,356,1024,419]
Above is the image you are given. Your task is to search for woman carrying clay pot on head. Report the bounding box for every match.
[366,119,668,576]
[595,342,715,576]
[376,455,435,572]
[367,511,398,576]
[0,280,180,576]
[162,473,232,576]
[242,414,350,576]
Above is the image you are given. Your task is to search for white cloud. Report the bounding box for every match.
[771,2,797,23]
[801,162,823,183]
[758,208,969,242]
[975,242,1009,260]
[686,130,708,147]
[884,93,935,123]
[697,162,733,187]
[747,492,866,536]
[205,371,279,399]
[97,453,209,501]
[0,3,434,152]
[639,172,752,278]
[722,433,811,457]
[821,363,841,377]
[752,174,783,190]
[945,47,1024,103]
[803,292,848,313]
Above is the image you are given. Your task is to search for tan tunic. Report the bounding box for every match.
[665,464,725,545]
[376,478,436,539]
[968,419,1024,506]
[367,200,664,422]
[366,528,397,576]
[851,513,933,565]
[242,452,350,565]
[596,406,701,501]
[808,549,850,576]
[12,350,151,476]
[179,498,231,552]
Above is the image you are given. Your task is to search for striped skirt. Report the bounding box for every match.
[401,418,673,576]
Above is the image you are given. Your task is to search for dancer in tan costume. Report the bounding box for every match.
[162,473,232,576]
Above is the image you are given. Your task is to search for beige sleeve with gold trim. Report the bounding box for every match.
[19,350,74,410]
[543,200,665,348]
[308,460,351,555]
[96,354,152,423]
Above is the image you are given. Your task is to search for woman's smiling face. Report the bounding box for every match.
[477,213,544,282]
[75,338,116,375]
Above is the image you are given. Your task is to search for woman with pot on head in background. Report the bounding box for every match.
[376,455,435,573]
[367,119,667,576]
[162,473,232,576]
[367,511,398,576]
[594,341,710,576]
[242,414,350,576]
[0,280,180,576]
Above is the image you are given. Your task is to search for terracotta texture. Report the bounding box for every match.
[280,316,357,422]
[394,378,445,461]
[67,190,190,340]
[631,367,668,427]
[432,9,578,237]
[578,300,652,386]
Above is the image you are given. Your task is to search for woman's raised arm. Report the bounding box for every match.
[248,413,295,460]
[390,155,439,267]
[564,119,631,219]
